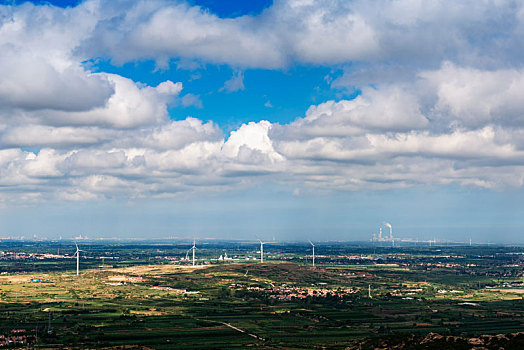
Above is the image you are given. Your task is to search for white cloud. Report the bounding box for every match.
[0,1,113,111]
[0,1,524,202]
[76,0,524,69]
[222,121,283,163]
[3,63,524,200]
[32,74,182,129]
[78,0,379,68]
[0,52,114,111]
[116,117,222,151]
[0,125,113,148]
[87,1,285,68]
[276,0,379,64]
[21,149,66,178]
[421,62,524,128]
[273,86,427,140]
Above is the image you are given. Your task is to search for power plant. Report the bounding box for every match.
[372,222,395,242]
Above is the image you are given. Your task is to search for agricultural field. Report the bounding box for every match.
[0,241,523,348]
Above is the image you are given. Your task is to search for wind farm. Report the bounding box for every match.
[0,238,523,349]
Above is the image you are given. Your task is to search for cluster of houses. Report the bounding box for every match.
[0,330,34,347]
[0,250,65,261]
[0,251,36,260]
[247,285,359,301]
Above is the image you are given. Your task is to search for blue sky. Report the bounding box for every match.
[0,0,524,242]
[91,59,347,130]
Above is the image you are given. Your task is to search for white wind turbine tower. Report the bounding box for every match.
[258,240,265,263]
[73,242,83,276]
[258,240,273,263]
[185,240,197,266]
[309,240,315,267]
[191,240,196,266]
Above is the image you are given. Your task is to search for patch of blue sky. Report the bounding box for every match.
[21,147,40,155]
[184,66,349,131]
[8,0,273,15]
[90,58,351,132]
[1,0,81,7]
[189,0,273,18]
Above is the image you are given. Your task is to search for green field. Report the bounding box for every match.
[0,242,523,348]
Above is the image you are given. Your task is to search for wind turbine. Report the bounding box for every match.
[309,240,315,267]
[192,240,196,266]
[73,242,83,276]
[184,240,197,266]
[258,240,275,263]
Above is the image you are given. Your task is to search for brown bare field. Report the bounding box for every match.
[107,275,146,282]
[490,288,524,294]
[0,275,35,283]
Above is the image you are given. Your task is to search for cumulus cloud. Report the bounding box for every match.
[0,1,113,111]
[0,74,183,132]
[0,125,113,148]
[85,1,285,68]
[84,0,378,67]
[49,74,182,128]
[2,62,524,201]
[114,117,222,150]
[223,121,283,163]
[268,63,524,189]
[272,86,428,140]
[0,53,114,111]
[0,0,524,203]
[76,0,524,70]
[421,62,524,128]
